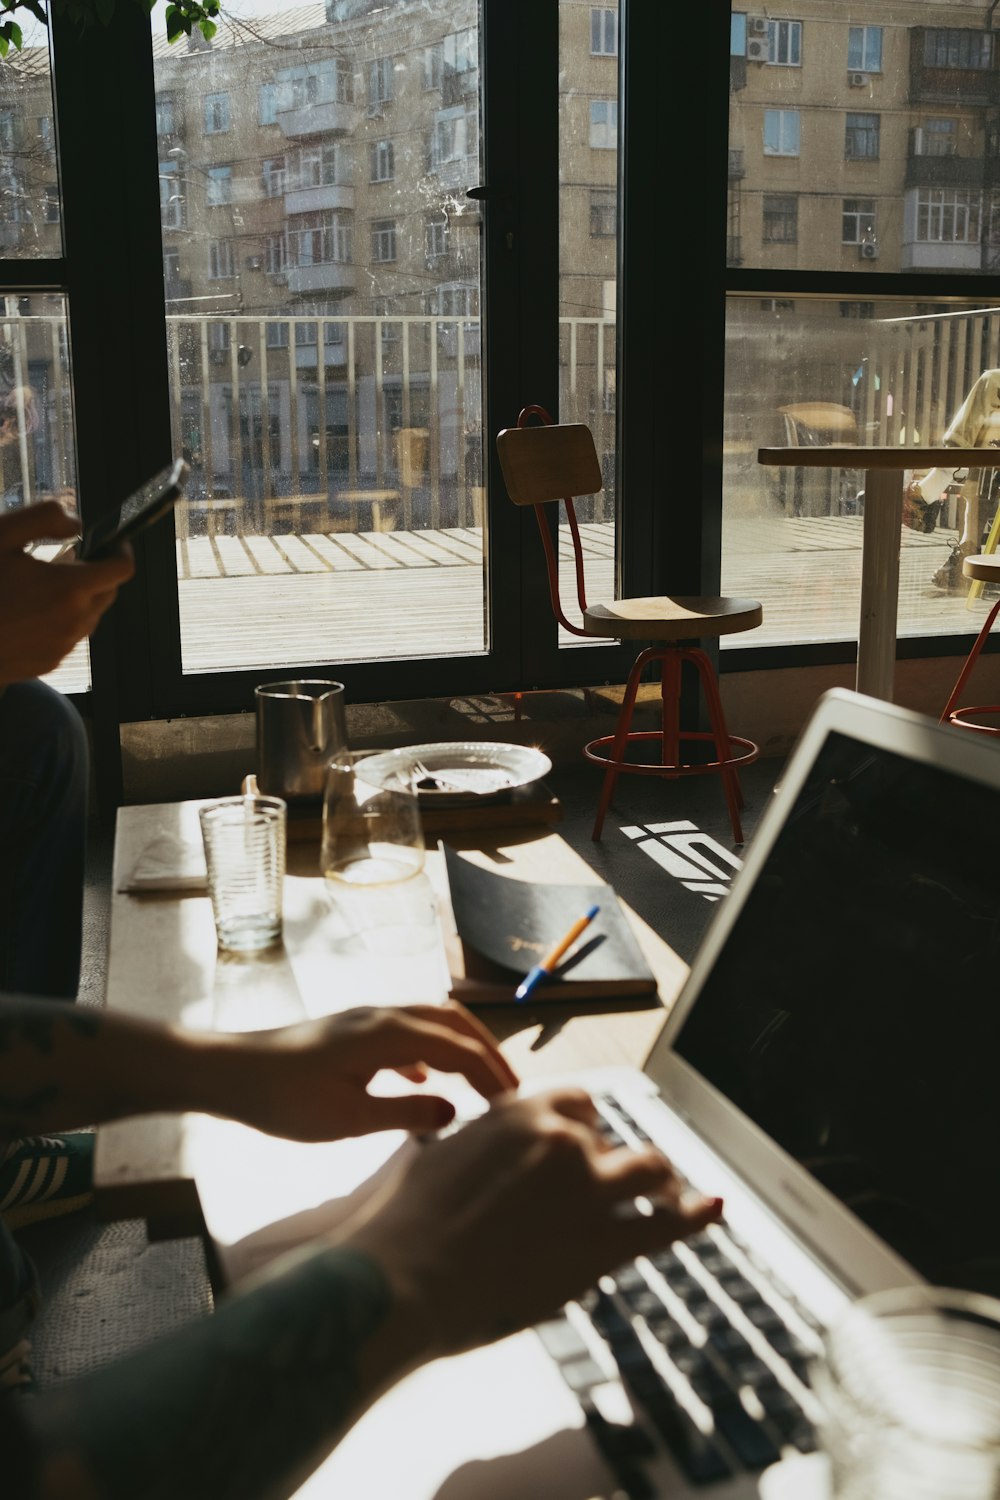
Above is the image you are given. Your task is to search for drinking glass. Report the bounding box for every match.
[321,754,425,909]
[811,1286,1000,1500]
[199,794,286,952]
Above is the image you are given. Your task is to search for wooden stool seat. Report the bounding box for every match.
[583,595,763,640]
[497,407,763,842]
[940,554,1000,735]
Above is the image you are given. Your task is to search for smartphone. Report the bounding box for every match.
[77,457,190,562]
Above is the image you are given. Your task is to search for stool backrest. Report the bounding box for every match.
[496,404,602,637]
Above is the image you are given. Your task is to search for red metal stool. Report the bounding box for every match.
[496,406,763,842]
[940,553,1000,736]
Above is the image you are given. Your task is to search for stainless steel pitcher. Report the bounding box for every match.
[255,680,347,802]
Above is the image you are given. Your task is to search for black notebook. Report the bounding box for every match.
[441,843,658,1004]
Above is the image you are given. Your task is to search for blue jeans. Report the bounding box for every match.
[0,681,88,1000]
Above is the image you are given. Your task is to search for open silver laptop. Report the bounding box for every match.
[300,688,1000,1500]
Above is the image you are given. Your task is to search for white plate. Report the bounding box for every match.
[359,742,552,806]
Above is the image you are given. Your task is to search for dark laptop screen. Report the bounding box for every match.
[672,730,1000,1296]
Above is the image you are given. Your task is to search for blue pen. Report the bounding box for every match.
[514,903,600,1002]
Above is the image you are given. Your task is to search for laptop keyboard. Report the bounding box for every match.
[534,1092,824,1495]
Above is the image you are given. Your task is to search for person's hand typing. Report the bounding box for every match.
[338,1086,723,1371]
[212,1002,519,1140]
[0,501,135,685]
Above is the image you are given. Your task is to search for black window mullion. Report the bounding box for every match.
[51,5,178,753]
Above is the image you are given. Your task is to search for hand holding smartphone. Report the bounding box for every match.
[56,458,190,563]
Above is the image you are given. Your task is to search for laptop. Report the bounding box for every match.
[296,687,1000,1500]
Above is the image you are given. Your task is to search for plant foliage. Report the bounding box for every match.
[0,0,221,56]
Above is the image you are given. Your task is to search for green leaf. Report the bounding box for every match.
[7,17,19,43]
[197,16,214,40]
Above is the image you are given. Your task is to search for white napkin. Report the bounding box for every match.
[119,832,208,893]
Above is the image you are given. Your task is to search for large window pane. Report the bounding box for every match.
[0,293,87,692]
[0,19,62,257]
[722,295,1000,649]
[153,3,485,676]
[558,0,617,646]
[729,2,1000,274]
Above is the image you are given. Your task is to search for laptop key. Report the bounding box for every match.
[713,1398,782,1470]
[535,1316,592,1364]
[583,1406,657,1462]
[639,1396,732,1484]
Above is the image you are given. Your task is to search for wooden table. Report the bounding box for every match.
[96,801,688,1288]
[757,445,1000,701]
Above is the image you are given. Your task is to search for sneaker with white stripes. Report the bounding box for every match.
[0,1132,94,1230]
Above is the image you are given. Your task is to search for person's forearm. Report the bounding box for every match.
[0,994,247,1138]
[20,1244,422,1500]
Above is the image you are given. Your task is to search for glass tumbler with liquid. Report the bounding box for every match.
[811,1286,1000,1500]
[321,756,425,929]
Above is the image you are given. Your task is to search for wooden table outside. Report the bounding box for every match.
[96,801,688,1289]
[757,445,1000,701]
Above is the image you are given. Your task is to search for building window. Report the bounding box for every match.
[589,99,618,150]
[590,188,616,237]
[917,187,981,244]
[443,28,477,76]
[923,29,992,70]
[208,240,234,279]
[208,321,231,352]
[288,211,352,266]
[0,112,18,150]
[847,26,882,73]
[265,233,286,274]
[266,321,289,349]
[204,92,231,134]
[763,108,799,156]
[431,105,477,167]
[839,302,875,319]
[845,113,879,160]
[369,56,393,112]
[42,184,60,224]
[297,142,338,188]
[370,140,394,183]
[762,194,798,243]
[372,218,397,263]
[767,19,801,66]
[842,198,876,243]
[259,81,279,126]
[262,156,286,197]
[424,43,443,90]
[278,59,352,111]
[155,93,176,135]
[425,214,449,259]
[159,159,185,229]
[206,165,233,206]
[918,118,957,156]
[591,8,617,56]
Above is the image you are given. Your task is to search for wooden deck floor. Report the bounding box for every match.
[47,515,992,690]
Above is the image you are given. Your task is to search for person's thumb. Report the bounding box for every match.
[0,500,79,550]
[361,1093,457,1135]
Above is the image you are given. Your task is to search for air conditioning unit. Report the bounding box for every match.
[859,241,879,260]
[747,38,769,61]
[246,254,263,271]
[849,71,867,87]
[748,16,769,35]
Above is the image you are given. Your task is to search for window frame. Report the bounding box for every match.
[844,111,880,161]
[763,108,800,157]
[847,25,882,74]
